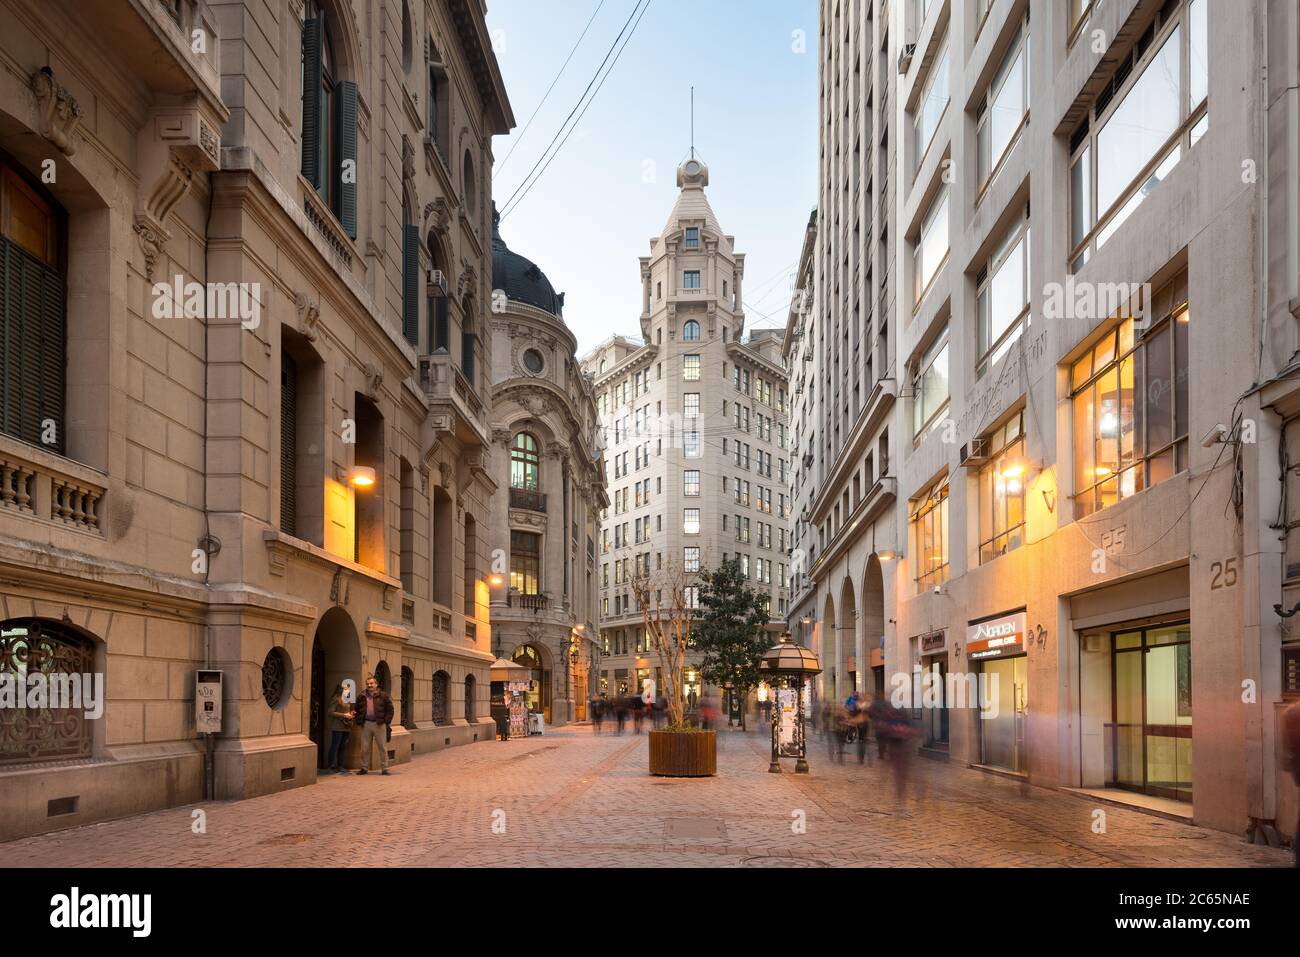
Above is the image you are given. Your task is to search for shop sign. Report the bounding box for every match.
[920,631,945,654]
[966,611,1026,660]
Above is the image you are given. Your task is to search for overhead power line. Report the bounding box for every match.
[499,0,653,222]
[494,0,608,179]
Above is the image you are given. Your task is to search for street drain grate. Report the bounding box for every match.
[741,856,828,868]
[664,818,728,840]
[259,833,314,845]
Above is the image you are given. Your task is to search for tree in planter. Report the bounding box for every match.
[692,558,771,731]
[628,557,698,728]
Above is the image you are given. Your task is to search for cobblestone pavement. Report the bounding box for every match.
[5,725,1291,867]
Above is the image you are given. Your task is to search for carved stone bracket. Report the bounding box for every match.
[134,107,221,280]
[264,536,293,576]
[31,67,83,156]
[294,291,322,341]
[331,567,353,606]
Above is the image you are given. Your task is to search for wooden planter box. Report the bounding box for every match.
[648,730,717,777]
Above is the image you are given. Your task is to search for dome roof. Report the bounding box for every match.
[492,207,564,319]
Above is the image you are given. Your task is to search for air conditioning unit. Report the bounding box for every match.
[898,44,916,73]
[428,269,449,295]
[959,437,989,468]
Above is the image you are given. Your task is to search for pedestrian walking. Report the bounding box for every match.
[845,690,870,764]
[590,693,604,733]
[632,696,645,734]
[614,695,628,734]
[355,674,393,775]
[1283,698,1300,867]
[879,701,914,801]
[325,683,354,774]
[867,693,890,760]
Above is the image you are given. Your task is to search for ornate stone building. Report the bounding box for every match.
[581,158,791,706]
[487,211,606,725]
[0,0,512,841]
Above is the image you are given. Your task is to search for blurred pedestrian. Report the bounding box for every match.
[867,693,890,760]
[879,701,914,801]
[614,695,628,734]
[590,693,604,733]
[1283,698,1300,867]
[632,696,645,734]
[845,689,870,764]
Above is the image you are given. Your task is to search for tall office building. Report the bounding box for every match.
[786,0,904,713]
[582,158,790,703]
[790,0,1300,842]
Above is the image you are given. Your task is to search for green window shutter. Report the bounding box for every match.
[337,80,358,238]
[280,352,297,536]
[0,236,64,454]
[402,225,420,346]
[37,256,65,455]
[301,18,323,188]
[429,293,449,352]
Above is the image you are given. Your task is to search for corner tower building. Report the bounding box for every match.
[582,159,791,705]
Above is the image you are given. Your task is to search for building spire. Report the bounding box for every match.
[690,86,695,160]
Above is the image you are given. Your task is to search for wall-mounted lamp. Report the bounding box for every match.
[876,549,898,561]
[347,465,377,489]
[488,574,505,587]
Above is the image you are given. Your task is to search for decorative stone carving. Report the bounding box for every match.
[132,220,170,284]
[458,263,478,300]
[424,197,452,238]
[31,67,83,156]
[491,427,513,446]
[363,362,383,400]
[294,291,322,341]
[402,135,416,183]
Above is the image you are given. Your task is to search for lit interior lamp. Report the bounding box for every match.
[1094,465,1114,477]
[347,465,376,489]
[999,455,1033,494]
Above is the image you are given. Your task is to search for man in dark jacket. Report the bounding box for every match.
[356,674,394,775]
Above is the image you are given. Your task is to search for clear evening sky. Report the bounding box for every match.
[485,0,819,356]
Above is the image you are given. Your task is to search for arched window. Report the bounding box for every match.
[374,660,391,694]
[431,671,450,725]
[302,1,357,237]
[464,674,476,722]
[0,158,65,454]
[682,319,701,341]
[0,620,95,765]
[511,432,540,490]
